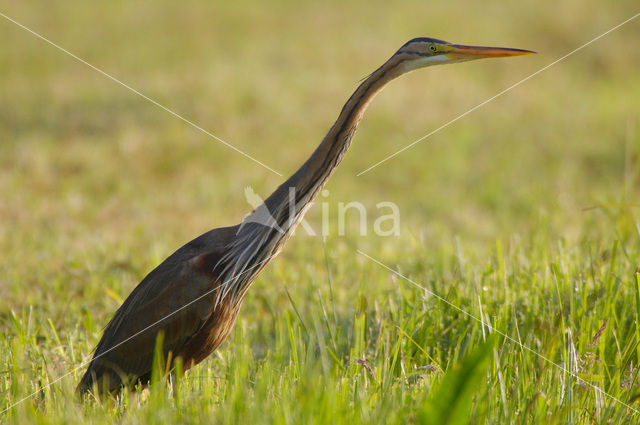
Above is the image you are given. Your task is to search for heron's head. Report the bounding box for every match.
[395,37,534,73]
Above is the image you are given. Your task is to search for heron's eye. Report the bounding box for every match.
[428,45,437,53]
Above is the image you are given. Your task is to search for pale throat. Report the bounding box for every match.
[400,54,453,73]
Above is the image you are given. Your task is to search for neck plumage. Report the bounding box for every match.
[216,56,404,305]
[263,56,403,232]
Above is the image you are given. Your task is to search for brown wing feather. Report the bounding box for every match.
[78,225,238,394]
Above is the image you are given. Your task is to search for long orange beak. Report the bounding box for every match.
[445,44,535,60]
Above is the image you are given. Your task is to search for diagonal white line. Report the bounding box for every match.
[0,11,282,177]
[357,11,640,176]
[0,250,280,414]
[357,249,640,415]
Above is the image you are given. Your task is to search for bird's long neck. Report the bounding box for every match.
[263,57,404,232]
[216,56,404,306]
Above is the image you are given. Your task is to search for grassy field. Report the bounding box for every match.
[1,0,640,423]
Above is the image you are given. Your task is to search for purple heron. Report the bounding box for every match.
[77,37,533,395]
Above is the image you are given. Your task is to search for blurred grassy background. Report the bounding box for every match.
[1,0,639,423]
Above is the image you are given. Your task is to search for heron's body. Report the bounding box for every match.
[78,37,533,395]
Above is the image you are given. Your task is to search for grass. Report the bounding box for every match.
[1,0,640,423]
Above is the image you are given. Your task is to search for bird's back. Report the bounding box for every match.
[77,225,238,395]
